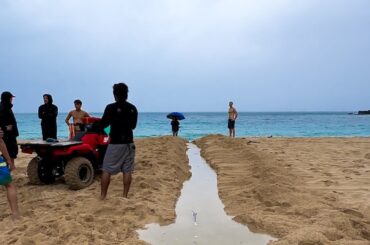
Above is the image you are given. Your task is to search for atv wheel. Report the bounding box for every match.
[64,157,94,190]
[27,157,55,184]
[27,157,42,185]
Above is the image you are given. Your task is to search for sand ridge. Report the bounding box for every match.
[195,135,370,245]
[0,136,190,244]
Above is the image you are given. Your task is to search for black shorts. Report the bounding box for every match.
[4,137,18,159]
[228,119,235,129]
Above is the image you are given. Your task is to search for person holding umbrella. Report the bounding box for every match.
[171,118,179,136]
[167,112,185,136]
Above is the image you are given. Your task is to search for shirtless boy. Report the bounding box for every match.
[65,99,90,132]
[228,101,238,137]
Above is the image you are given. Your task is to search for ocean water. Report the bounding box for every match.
[15,112,370,141]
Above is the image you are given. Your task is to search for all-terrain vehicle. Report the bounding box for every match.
[19,117,109,190]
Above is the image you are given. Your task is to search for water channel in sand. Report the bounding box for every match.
[138,143,275,245]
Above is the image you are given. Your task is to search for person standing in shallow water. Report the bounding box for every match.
[100,83,138,199]
[228,101,238,137]
[38,94,58,140]
[171,118,180,136]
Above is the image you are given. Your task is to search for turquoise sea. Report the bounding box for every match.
[15,112,370,141]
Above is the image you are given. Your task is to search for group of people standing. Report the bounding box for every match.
[0,83,138,218]
[1,83,237,219]
[38,95,90,141]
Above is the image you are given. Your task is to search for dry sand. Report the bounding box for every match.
[0,136,190,244]
[195,135,370,245]
[3,134,370,244]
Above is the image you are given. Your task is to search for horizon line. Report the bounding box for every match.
[13,110,360,114]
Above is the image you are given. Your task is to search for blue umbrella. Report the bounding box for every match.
[167,112,185,120]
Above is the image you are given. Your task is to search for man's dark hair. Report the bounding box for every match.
[113,83,128,101]
[74,99,82,105]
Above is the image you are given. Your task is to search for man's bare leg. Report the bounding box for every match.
[232,129,236,138]
[100,171,111,200]
[123,172,132,198]
[6,183,19,219]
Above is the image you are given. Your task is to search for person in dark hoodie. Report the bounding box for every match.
[0,91,19,164]
[38,94,58,140]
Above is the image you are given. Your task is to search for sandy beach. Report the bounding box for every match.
[2,135,370,244]
[195,135,370,244]
[0,136,190,244]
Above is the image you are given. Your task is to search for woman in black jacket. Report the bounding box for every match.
[38,94,58,140]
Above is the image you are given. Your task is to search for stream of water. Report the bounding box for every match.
[138,143,275,244]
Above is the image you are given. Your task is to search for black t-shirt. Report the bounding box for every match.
[100,101,138,144]
[0,103,19,138]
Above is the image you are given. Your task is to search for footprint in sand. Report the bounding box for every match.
[64,215,73,221]
[140,160,150,166]
[7,238,18,244]
[323,180,335,186]
[139,181,150,188]
[310,168,320,173]
[83,215,94,222]
[332,190,344,195]
[342,208,364,218]
[324,195,337,202]
[94,207,115,216]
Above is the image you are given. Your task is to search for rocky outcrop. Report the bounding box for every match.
[358,110,370,115]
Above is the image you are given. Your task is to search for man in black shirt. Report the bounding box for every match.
[100,83,138,199]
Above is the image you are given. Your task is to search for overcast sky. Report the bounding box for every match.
[1,0,369,113]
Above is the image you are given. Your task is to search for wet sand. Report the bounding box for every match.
[195,135,370,245]
[0,136,190,244]
[138,143,274,244]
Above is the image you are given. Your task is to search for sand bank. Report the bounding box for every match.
[0,136,190,244]
[195,135,370,245]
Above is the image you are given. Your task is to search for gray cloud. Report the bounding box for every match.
[1,0,369,112]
